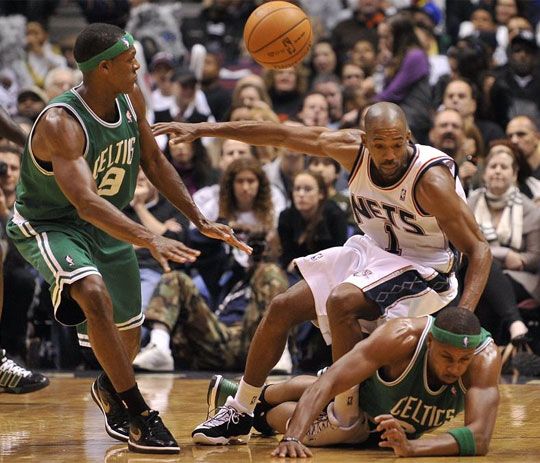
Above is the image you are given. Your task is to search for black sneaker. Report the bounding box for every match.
[192,397,253,445]
[128,410,180,454]
[0,350,49,394]
[90,379,130,442]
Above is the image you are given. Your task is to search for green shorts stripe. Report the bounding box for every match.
[77,312,144,347]
[15,218,102,314]
[8,208,142,333]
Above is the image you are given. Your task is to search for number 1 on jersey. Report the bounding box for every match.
[384,223,402,255]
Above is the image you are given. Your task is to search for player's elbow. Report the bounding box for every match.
[75,196,102,222]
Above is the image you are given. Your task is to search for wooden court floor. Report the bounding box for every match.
[1,374,540,462]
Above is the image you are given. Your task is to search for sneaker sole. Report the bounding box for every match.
[90,382,129,443]
[206,375,223,416]
[192,432,250,445]
[128,440,180,454]
[0,378,49,394]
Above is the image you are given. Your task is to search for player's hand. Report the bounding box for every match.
[198,220,253,255]
[271,439,312,458]
[147,235,200,272]
[152,122,199,145]
[375,414,414,457]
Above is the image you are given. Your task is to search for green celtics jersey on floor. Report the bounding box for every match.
[14,86,140,223]
[359,317,492,439]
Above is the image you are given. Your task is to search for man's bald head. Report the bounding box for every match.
[364,102,408,132]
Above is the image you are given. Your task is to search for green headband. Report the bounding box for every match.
[430,324,486,349]
[77,32,134,72]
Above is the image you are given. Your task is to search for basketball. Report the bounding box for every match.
[243,1,312,69]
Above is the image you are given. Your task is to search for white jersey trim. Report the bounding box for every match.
[70,84,123,128]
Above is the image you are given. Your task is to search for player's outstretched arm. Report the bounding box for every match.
[415,166,492,311]
[273,319,416,458]
[130,88,251,254]
[152,120,362,172]
[0,106,27,147]
[33,108,200,271]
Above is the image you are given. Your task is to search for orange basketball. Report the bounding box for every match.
[243,1,312,69]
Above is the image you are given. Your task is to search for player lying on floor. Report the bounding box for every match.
[206,306,501,458]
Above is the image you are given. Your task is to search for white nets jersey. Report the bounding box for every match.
[348,143,466,274]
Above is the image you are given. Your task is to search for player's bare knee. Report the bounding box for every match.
[265,292,297,327]
[70,277,113,321]
[326,287,362,323]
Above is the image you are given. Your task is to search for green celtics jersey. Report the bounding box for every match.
[359,317,492,439]
[14,86,140,223]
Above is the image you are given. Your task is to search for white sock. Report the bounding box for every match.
[150,327,171,352]
[234,377,262,414]
[333,385,360,427]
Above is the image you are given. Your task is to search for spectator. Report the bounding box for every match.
[264,67,309,121]
[148,52,176,125]
[429,108,481,194]
[468,142,540,310]
[16,87,47,122]
[506,115,540,180]
[125,0,186,62]
[0,144,38,362]
[278,170,348,275]
[167,138,218,196]
[263,122,306,208]
[340,61,364,89]
[349,39,377,78]
[131,258,288,371]
[307,156,357,234]
[192,157,282,299]
[331,0,385,62]
[194,139,256,212]
[124,169,189,313]
[181,0,256,66]
[43,67,80,101]
[443,78,505,148]
[25,20,67,88]
[231,82,272,112]
[201,52,232,122]
[491,31,540,128]
[277,169,348,371]
[506,15,534,42]
[309,39,339,85]
[297,92,330,128]
[171,69,215,125]
[312,75,344,129]
[372,12,432,144]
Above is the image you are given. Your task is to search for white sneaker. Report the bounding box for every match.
[271,344,292,375]
[133,343,174,372]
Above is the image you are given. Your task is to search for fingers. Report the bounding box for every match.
[226,234,253,255]
[151,123,175,136]
[164,244,200,264]
[271,443,312,458]
[156,254,171,273]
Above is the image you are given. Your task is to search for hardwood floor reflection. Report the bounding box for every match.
[1,375,539,462]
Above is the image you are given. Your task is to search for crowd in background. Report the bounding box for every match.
[0,0,539,377]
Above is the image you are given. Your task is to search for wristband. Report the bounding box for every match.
[448,427,476,456]
[281,436,301,444]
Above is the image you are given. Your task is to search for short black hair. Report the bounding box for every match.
[434,306,481,335]
[73,23,125,64]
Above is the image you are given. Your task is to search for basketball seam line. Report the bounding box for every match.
[246,6,297,48]
[256,26,312,65]
[251,17,309,55]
